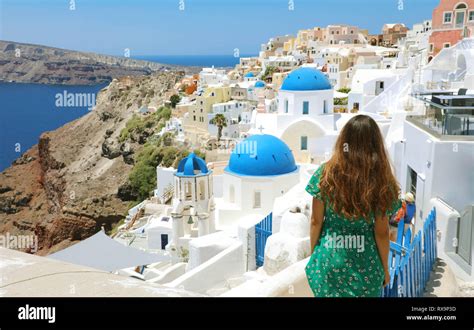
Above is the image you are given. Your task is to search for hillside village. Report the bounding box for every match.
[2,0,473,297]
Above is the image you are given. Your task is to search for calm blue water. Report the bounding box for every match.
[0,55,247,171]
[134,55,257,68]
[0,83,106,171]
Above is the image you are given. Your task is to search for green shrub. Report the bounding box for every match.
[126,127,205,202]
[118,107,172,143]
[337,87,351,94]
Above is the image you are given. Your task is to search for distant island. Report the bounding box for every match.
[0,40,199,85]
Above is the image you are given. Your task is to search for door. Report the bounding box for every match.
[415,175,425,227]
[457,205,473,265]
[301,136,308,151]
[161,234,169,250]
[375,81,385,95]
[456,11,465,28]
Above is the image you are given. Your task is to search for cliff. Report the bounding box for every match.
[0,71,184,255]
[0,40,198,85]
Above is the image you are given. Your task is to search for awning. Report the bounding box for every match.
[48,231,168,272]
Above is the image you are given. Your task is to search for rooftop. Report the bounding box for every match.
[0,248,200,297]
[280,67,332,91]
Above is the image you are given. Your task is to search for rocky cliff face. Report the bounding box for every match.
[0,40,198,84]
[0,71,184,255]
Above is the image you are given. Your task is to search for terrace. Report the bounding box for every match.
[409,90,474,139]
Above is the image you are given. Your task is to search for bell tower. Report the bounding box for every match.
[168,153,215,262]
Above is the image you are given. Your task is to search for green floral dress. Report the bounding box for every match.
[305,164,400,297]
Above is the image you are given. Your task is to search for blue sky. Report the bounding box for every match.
[0,0,439,56]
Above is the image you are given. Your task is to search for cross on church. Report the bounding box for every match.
[258,125,265,133]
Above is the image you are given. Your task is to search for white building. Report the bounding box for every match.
[252,67,337,163]
[215,134,300,226]
[199,67,229,87]
[208,100,251,139]
[261,55,299,73]
[348,69,402,112]
[391,102,474,282]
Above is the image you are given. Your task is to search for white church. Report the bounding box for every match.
[251,67,339,163]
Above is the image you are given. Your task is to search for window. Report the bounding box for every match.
[444,12,453,23]
[456,3,467,9]
[301,136,308,151]
[229,185,235,203]
[253,191,261,209]
[302,101,309,114]
[444,42,451,48]
[193,115,196,121]
[429,43,434,52]
[469,11,474,21]
[185,182,192,201]
[323,100,328,114]
[284,99,289,113]
[199,180,206,200]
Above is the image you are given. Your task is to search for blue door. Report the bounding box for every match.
[255,213,273,267]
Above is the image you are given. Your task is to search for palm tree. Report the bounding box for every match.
[210,114,227,142]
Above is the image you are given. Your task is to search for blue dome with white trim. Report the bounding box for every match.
[225,134,297,177]
[176,153,209,177]
[244,72,255,78]
[281,67,331,91]
[254,81,265,88]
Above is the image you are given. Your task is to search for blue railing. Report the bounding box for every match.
[256,213,273,267]
[382,208,437,297]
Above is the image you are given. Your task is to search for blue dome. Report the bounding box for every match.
[254,81,265,88]
[176,153,209,177]
[225,135,298,177]
[244,72,255,78]
[281,67,331,91]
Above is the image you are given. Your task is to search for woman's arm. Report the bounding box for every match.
[374,214,390,286]
[310,197,325,253]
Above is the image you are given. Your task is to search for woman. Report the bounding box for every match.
[305,115,400,297]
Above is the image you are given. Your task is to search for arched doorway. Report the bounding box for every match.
[280,119,326,163]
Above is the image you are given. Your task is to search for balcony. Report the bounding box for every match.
[408,92,474,139]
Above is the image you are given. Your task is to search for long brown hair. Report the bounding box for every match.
[319,115,399,220]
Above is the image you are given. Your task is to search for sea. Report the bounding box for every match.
[134,54,257,68]
[0,55,253,171]
[0,83,107,171]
